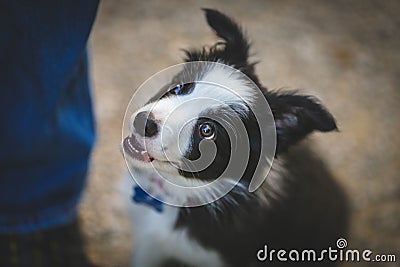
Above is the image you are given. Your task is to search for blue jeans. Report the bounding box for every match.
[0,0,99,233]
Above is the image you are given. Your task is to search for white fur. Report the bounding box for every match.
[127,162,243,208]
[122,63,280,266]
[121,176,225,267]
[200,62,257,107]
[122,162,286,267]
[129,63,257,173]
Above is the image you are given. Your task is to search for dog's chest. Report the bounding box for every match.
[129,201,224,267]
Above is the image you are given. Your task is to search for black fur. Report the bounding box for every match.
[184,9,260,85]
[184,9,337,155]
[179,114,231,180]
[172,9,348,267]
[176,144,348,267]
[266,92,338,154]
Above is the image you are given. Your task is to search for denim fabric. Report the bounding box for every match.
[0,1,99,233]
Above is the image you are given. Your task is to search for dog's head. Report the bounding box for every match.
[123,9,337,192]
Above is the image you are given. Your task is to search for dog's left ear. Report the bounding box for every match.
[184,9,250,70]
[266,91,337,154]
[203,8,249,67]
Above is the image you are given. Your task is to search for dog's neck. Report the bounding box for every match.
[132,157,286,215]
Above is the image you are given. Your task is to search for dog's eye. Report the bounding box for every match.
[168,83,194,95]
[199,123,215,140]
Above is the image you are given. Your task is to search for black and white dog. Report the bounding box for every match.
[122,9,348,267]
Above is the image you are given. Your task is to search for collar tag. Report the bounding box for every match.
[132,185,164,212]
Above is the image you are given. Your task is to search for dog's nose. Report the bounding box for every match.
[133,111,158,137]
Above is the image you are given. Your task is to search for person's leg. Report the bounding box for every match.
[0,1,99,265]
[0,219,96,267]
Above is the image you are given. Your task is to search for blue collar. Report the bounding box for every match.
[132,185,164,212]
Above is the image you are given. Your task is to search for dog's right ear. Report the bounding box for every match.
[184,9,250,71]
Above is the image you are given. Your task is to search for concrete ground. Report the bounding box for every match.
[78,1,400,266]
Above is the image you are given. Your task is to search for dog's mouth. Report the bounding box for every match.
[123,134,154,163]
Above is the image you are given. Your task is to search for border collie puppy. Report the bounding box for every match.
[123,9,348,267]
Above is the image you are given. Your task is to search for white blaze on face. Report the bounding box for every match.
[130,63,257,170]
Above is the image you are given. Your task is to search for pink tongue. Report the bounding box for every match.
[141,151,152,162]
[123,135,152,162]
